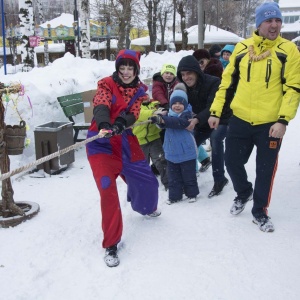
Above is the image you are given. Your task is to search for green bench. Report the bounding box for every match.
[57,92,91,143]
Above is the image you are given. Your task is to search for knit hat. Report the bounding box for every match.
[115,49,141,74]
[161,63,177,76]
[255,2,282,28]
[209,44,222,58]
[170,83,188,109]
[193,49,211,61]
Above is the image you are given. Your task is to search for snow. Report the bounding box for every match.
[1,50,300,300]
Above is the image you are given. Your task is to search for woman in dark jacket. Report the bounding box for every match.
[177,55,231,198]
[193,48,223,79]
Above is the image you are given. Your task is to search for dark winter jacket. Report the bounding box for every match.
[152,72,179,109]
[203,58,223,79]
[177,55,232,131]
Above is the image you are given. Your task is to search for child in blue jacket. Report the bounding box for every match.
[150,83,199,204]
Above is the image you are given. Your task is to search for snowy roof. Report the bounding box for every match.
[279,0,299,9]
[40,13,76,28]
[131,25,244,46]
[281,20,300,32]
[188,25,244,44]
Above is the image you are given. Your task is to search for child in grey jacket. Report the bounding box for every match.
[149,83,199,204]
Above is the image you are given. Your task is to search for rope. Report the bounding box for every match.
[0,119,152,181]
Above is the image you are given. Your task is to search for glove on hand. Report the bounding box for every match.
[149,115,163,124]
[112,121,125,135]
[153,107,168,116]
[98,122,114,138]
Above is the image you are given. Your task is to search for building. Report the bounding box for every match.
[279,0,300,40]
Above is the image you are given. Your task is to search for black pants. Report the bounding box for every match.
[225,116,281,217]
[167,159,199,201]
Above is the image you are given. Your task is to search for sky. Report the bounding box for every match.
[0,49,300,300]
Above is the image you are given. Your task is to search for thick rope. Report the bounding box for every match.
[0,120,152,181]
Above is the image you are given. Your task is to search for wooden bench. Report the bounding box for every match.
[57,92,91,143]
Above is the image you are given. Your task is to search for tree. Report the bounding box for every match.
[144,0,159,52]
[176,0,188,50]
[157,1,173,51]
[36,0,50,66]
[18,0,35,70]
[116,0,132,50]
[80,0,91,58]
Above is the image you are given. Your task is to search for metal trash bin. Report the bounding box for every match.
[34,122,75,174]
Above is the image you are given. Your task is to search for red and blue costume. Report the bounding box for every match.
[86,57,159,248]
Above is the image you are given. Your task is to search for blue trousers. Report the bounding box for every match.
[225,116,281,217]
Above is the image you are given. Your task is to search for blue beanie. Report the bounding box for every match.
[255,2,282,28]
[170,83,188,109]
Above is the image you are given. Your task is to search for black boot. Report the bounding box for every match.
[200,157,212,172]
[151,163,160,176]
[208,178,229,198]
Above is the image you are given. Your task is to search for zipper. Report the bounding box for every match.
[265,59,272,88]
[247,60,252,82]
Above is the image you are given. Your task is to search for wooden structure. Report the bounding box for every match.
[0,83,39,228]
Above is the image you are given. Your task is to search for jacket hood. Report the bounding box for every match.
[177,55,203,82]
[221,45,235,56]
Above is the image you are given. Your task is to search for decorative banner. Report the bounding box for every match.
[29,36,41,47]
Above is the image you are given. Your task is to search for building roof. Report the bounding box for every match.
[130,24,243,47]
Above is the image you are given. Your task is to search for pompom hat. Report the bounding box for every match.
[115,49,141,74]
[170,83,188,109]
[161,63,177,76]
[255,2,282,28]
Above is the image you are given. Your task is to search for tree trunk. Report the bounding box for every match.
[18,0,35,70]
[36,0,50,66]
[80,0,91,59]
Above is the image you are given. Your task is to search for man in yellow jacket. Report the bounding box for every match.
[208,2,300,232]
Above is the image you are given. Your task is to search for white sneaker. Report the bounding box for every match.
[253,215,275,232]
[147,210,161,217]
[230,193,253,215]
[104,245,120,267]
[188,197,197,203]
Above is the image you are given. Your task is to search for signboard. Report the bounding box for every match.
[29,36,41,47]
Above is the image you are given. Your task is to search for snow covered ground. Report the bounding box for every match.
[0,50,300,300]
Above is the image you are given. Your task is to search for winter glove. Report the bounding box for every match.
[153,107,168,116]
[112,117,127,135]
[98,122,114,138]
[112,121,125,135]
[149,115,163,124]
[162,103,169,110]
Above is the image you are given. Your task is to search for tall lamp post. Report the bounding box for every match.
[198,0,204,48]
[1,0,7,75]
